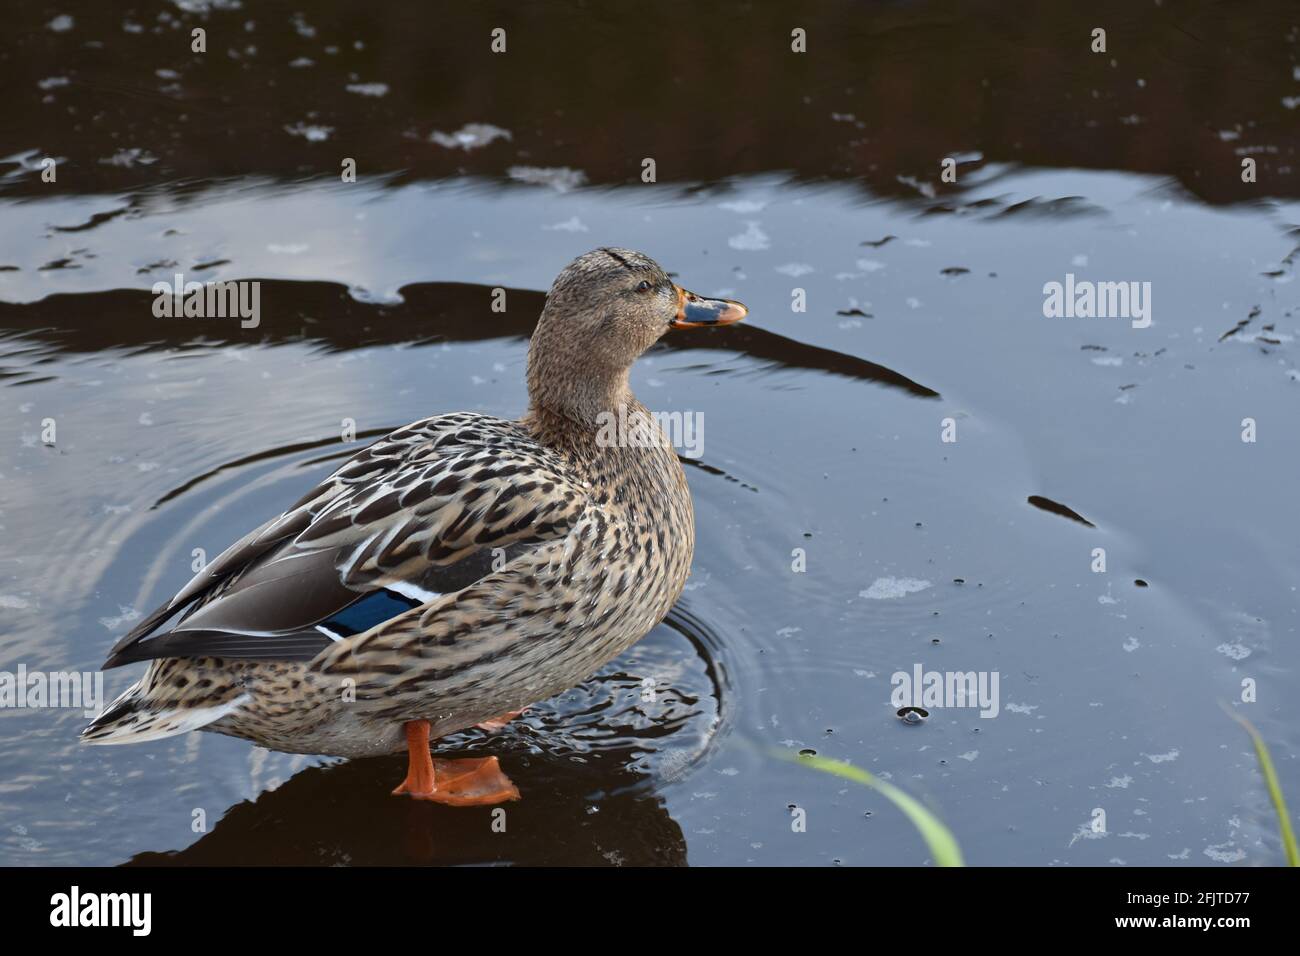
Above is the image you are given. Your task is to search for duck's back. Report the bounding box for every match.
[83,404,695,756]
[307,400,697,740]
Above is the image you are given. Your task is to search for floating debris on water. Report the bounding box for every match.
[1027,495,1096,528]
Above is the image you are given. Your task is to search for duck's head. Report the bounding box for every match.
[527,247,747,421]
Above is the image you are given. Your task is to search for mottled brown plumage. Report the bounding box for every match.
[82,248,746,798]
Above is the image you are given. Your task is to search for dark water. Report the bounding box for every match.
[2,1,1299,866]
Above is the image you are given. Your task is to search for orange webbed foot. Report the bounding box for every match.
[391,720,520,805]
[424,756,520,806]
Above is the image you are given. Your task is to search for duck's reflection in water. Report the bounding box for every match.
[125,741,687,866]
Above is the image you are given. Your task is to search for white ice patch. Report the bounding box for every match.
[1068,821,1108,847]
[284,122,334,142]
[507,165,586,192]
[1143,749,1180,764]
[345,82,390,97]
[859,577,932,600]
[1203,842,1246,863]
[776,262,814,277]
[728,221,770,251]
[430,123,511,151]
[1215,642,1251,661]
[543,217,588,232]
[99,148,157,168]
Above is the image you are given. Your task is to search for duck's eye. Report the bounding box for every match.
[636,280,652,293]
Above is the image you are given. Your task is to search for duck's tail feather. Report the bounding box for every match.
[81,675,249,745]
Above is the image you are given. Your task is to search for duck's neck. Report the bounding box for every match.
[525,330,634,430]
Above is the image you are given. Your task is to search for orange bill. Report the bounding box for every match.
[671,285,748,328]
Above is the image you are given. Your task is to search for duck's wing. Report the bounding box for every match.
[103,412,590,668]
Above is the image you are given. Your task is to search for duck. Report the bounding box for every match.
[82,248,747,806]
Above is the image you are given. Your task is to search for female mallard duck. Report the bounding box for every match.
[82,248,746,805]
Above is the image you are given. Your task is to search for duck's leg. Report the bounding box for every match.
[392,721,436,796]
[392,720,521,806]
[476,707,528,732]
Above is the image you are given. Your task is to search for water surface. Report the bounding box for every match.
[1,0,1298,866]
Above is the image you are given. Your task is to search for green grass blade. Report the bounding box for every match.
[1225,709,1299,866]
[781,750,965,866]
